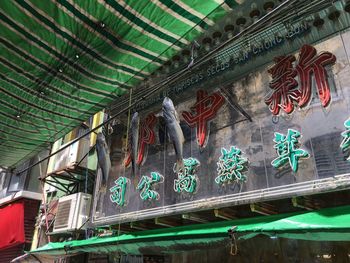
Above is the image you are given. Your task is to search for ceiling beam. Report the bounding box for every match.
[292,196,322,210]
[155,217,181,227]
[214,208,237,220]
[250,203,278,215]
[182,213,209,223]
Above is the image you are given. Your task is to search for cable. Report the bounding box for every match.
[16,0,299,175]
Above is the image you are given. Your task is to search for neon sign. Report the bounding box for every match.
[271,129,310,172]
[265,44,336,115]
[182,90,225,148]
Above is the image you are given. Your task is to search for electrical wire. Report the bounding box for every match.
[16,0,306,175]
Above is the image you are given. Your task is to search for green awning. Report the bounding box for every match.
[29,205,350,256]
[0,0,241,167]
[236,205,350,241]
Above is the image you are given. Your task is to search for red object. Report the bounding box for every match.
[182,90,225,147]
[137,113,157,165]
[0,201,25,250]
[296,45,336,108]
[265,55,299,115]
[124,113,157,167]
[265,44,336,115]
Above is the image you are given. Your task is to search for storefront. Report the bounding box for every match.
[29,0,350,262]
[0,197,41,262]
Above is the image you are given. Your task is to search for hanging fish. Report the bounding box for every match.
[162,97,185,172]
[96,132,111,185]
[130,112,140,176]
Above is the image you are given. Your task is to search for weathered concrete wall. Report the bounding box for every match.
[93,29,350,225]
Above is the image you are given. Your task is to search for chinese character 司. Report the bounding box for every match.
[182,90,225,148]
[137,172,164,201]
[340,118,350,161]
[271,129,310,172]
[216,146,248,185]
[174,158,200,194]
[265,44,336,115]
[110,177,128,207]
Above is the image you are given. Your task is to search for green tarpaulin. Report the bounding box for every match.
[30,205,350,256]
[0,0,241,167]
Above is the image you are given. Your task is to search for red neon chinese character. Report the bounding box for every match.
[182,90,225,147]
[124,113,157,167]
[296,44,336,108]
[265,55,300,115]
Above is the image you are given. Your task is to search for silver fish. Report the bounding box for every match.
[162,97,185,172]
[96,132,111,185]
[130,112,140,175]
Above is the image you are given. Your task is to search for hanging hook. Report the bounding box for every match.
[228,226,238,256]
[187,40,201,69]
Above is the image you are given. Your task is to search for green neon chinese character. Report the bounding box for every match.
[271,129,309,172]
[137,172,164,201]
[340,118,350,161]
[174,158,200,194]
[110,177,128,207]
[215,146,248,185]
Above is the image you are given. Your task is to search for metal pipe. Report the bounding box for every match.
[16,0,298,175]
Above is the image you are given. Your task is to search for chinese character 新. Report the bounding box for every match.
[266,44,336,115]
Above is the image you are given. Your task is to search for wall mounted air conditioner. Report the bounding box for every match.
[52,192,92,234]
[47,138,90,174]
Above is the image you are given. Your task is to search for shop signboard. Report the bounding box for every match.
[92,24,350,226]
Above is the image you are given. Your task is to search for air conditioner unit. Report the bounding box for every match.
[52,192,92,234]
[47,138,90,174]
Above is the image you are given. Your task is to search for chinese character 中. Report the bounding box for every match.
[174,158,200,193]
[265,44,336,115]
[271,129,310,172]
[110,177,128,207]
[215,146,249,185]
[182,90,225,147]
[125,113,157,167]
[340,118,350,161]
[137,172,164,201]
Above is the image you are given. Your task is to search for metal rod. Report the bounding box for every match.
[16,0,296,175]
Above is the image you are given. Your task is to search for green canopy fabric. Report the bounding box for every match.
[236,205,350,241]
[29,205,350,256]
[0,0,240,167]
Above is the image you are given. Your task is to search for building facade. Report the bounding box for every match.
[25,0,350,262]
